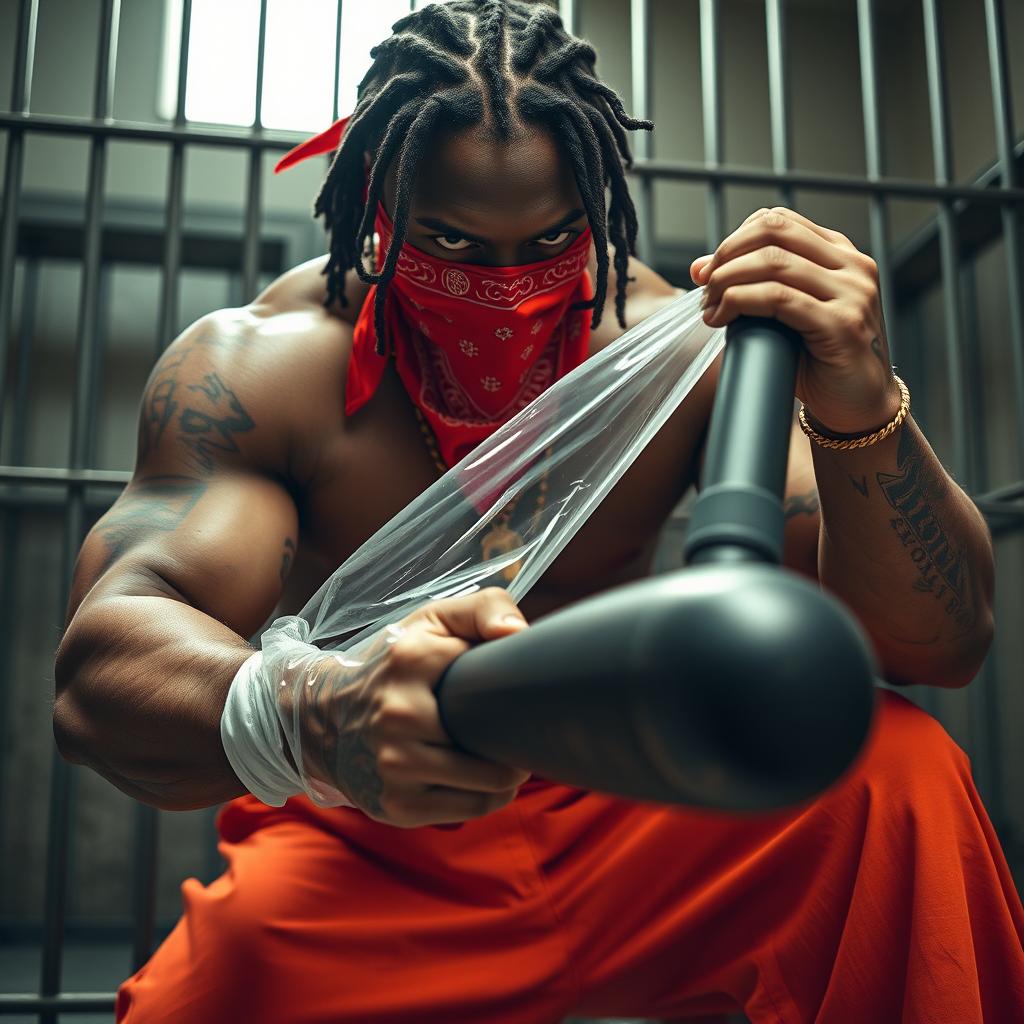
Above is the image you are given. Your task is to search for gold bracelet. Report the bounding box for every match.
[798,374,911,451]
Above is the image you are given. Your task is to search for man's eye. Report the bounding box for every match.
[534,231,571,246]
[434,235,475,251]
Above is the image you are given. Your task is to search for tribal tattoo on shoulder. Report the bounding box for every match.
[97,475,207,573]
[138,330,255,474]
[876,429,976,634]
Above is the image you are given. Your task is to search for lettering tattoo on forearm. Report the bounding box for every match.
[784,488,820,520]
[98,475,207,572]
[138,334,255,474]
[876,429,975,634]
[280,538,296,582]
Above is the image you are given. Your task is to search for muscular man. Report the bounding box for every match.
[54,3,1023,1021]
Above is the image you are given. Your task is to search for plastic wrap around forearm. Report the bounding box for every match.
[221,621,411,808]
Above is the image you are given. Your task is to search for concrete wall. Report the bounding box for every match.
[1,0,1022,929]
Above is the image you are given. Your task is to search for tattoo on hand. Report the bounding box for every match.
[280,538,296,582]
[877,429,975,634]
[871,335,888,370]
[98,475,207,572]
[784,488,820,520]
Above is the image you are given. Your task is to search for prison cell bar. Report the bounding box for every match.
[132,0,196,973]
[856,0,898,365]
[0,257,39,947]
[630,0,654,266]
[38,4,121,1020]
[0,0,37,455]
[983,0,1024,472]
[699,0,725,250]
[764,0,794,211]
[154,0,191,360]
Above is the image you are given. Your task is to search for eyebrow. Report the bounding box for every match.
[414,208,586,244]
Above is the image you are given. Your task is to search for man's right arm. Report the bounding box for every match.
[53,308,301,811]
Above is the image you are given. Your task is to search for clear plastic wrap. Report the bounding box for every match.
[222,287,726,807]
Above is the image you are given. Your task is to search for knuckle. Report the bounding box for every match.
[774,283,791,306]
[387,635,425,673]
[376,743,407,773]
[763,244,789,269]
[375,691,419,732]
[762,209,787,229]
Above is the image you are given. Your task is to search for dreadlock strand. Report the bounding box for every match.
[354,98,428,284]
[371,97,448,354]
[516,83,610,328]
[474,0,511,136]
[510,6,561,71]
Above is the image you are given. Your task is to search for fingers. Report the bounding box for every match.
[701,246,841,309]
[407,586,529,644]
[702,281,830,336]
[388,738,531,792]
[379,781,522,829]
[709,211,847,280]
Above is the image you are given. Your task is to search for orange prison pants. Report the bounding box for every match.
[115,690,1024,1023]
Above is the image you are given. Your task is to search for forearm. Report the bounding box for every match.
[812,416,994,688]
[54,593,255,811]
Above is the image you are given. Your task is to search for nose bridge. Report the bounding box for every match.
[488,244,527,267]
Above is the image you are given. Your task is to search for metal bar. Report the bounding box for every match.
[41,4,120,1019]
[332,0,344,121]
[0,0,39,454]
[976,479,1024,503]
[700,0,724,248]
[974,500,1024,519]
[921,0,969,486]
[856,0,898,363]
[0,465,130,485]
[627,153,1024,204]
[156,0,191,357]
[0,993,116,1014]
[630,0,653,264]
[242,0,269,301]
[0,257,39,919]
[764,0,793,209]
[3,111,1024,206]
[983,0,1024,474]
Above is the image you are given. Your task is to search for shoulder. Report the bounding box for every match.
[140,263,360,484]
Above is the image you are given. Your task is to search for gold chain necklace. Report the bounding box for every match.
[410,402,550,584]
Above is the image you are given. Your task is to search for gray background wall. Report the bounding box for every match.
[1,0,1022,938]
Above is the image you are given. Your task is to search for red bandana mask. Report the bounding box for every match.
[347,205,593,467]
[273,115,594,468]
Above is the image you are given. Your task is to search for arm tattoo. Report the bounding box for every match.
[178,373,255,473]
[98,475,207,572]
[138,333,256,474]
[784,488,820,520]
[850,474,869,498]
[876,429,975,634]
[280,538,296,582]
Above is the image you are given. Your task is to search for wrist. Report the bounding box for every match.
[803,372,903,439]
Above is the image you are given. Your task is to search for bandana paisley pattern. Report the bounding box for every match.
[345,203,594,468]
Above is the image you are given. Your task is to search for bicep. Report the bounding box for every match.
[71,471,298,639]
[67,317,300,637]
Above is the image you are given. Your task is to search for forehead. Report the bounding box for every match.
[385,121,582,227]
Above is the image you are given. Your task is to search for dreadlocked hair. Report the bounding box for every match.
[313,0,653,356]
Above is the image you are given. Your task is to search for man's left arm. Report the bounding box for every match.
[692,207,994,690]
